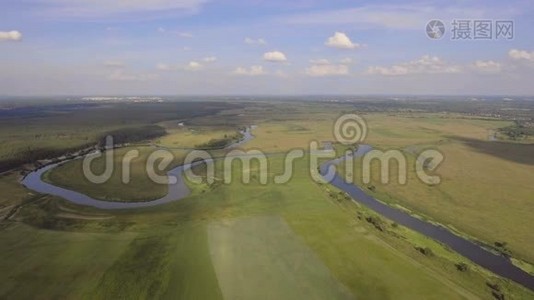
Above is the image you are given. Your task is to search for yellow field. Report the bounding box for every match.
[156,120,237,149]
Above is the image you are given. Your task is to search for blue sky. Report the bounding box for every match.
[1,0,533,95]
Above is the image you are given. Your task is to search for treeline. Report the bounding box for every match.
[0,144,93,173]
[98,125,166,146]
[195,138,232,149]
[498,121,534,140]
[194,132,241,150]
[0,125,166,173]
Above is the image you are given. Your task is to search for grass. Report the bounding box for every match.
[38,104,534,268]
[4,153,527,298]
[43,147,180,202]
[0,222,137,299]
[338,113,534,264]
[156,120,238,149]
[42,126,248,202]
[0,101,240,172]
[208,216,353,300]
[0,172,35,218]
[93,234,175,298]
[1,100,534,298]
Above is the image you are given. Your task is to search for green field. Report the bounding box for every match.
[1,99,533,299]
[2,153,518,299]
[44,147,178,202]
[208,216,353,300]
[338,113,534,265]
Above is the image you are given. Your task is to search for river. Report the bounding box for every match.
[320,145,534,291]
[20,132,534,291]
[21,127,255,209]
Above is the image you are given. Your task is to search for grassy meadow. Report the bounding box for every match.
[4,153,530,299]
[43,147,180,202]
[337,113,534,265]
[0,99,533,299]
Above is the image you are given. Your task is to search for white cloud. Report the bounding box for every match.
[233,65,265,76]
[185,61,202,71]
[471,60,502,73]
[325,32,359,49]
[305,63,349,77]
[366,55,461,76]
[244,37,267,45]
[202,56,217,63]
[157,27,166,33]
[157,62,199,71]
[508,49,534,62]
[0,31,22,41]
[263,51,287,62]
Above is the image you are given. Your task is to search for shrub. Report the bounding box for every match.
[455,262,469,272]
[415,246,434,257]
[365,216,385,231]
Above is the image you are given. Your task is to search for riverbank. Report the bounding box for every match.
[320,145,534,292]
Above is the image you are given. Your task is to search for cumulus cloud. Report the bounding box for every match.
[244,37,266,45]
[325,32,359,49]
[305,61,349,77]
[0,31,22,41]
[471,60,502,73]
[185,61,202,71]
[263,51,287,62]
[157,57,213,72]
[508,49,534,62]
[366,55,461,76]
[233,65,265,76]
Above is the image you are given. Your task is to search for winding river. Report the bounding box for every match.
[21,131,534,291]
[21,127,255,210]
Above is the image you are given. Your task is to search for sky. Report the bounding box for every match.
[0,0,533,96]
